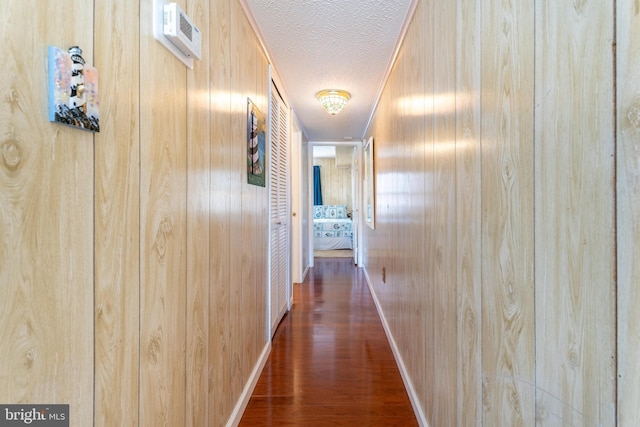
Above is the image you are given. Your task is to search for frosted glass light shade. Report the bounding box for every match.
[316,89,351,115]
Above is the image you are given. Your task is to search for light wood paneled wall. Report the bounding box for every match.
[432,0,458,424]
[534,2,615,425]
[0,2,94,426]
[94,0,140,425]
[393,0,428,415]
[313,157,353,209]
[0,0,270,426]
[230,0,249,401]
[229,0,270,404]
[186,0,210,426]
[617,1,640,425]
[455,0,482,424]
[481,0,536,424]
[364,0,627,425]
[139,0,189,423]
[209,0,232,424]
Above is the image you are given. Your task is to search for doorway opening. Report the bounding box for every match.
[309,142,361,265]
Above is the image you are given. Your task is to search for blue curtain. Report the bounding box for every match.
[313,165,323,205]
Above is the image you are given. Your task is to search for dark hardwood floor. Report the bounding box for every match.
[240,257,418,426]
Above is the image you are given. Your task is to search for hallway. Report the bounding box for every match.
[240,258,418,426]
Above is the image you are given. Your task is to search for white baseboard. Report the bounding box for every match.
[362,267,429,427]
[226,341,271,427]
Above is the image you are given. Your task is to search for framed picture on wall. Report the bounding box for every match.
[48,45,100,132]
[364,136,375,229]
[247,98,266,187]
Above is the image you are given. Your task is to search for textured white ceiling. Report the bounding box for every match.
[242,0,415,142]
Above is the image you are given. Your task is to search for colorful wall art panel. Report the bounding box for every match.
[247,98,266,186]
[48,46,100,132]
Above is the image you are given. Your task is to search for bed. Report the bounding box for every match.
[313,205,353,250]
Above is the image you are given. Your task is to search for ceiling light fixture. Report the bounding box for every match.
[315,89,351,115]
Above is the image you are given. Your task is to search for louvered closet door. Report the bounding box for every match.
[269,80,290,336]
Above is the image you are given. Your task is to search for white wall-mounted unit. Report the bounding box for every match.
[153,1,202,68]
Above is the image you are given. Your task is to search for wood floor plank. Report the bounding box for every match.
[240,258,417,426]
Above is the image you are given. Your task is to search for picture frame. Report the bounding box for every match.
[363,136,375,229]
[48,46,100,132]
[247,98,266,187]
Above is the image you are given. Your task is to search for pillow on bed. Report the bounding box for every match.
[322,205,348,219]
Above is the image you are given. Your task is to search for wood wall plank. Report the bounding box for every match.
[209,0,232,425]
[432,0,458,424]
[0,2,94,425]
[400,0,427,410]
[455,0,482,424]
[229,0,248,399]
[534,2,616,425]
[93,0,140,425]
[420,0,436,417]
[240,54,254,393]
[139,0,188,425]
[186,0,210,426]
[617,1,640,425]
[480,0,535,424]
[389,27,407,379]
